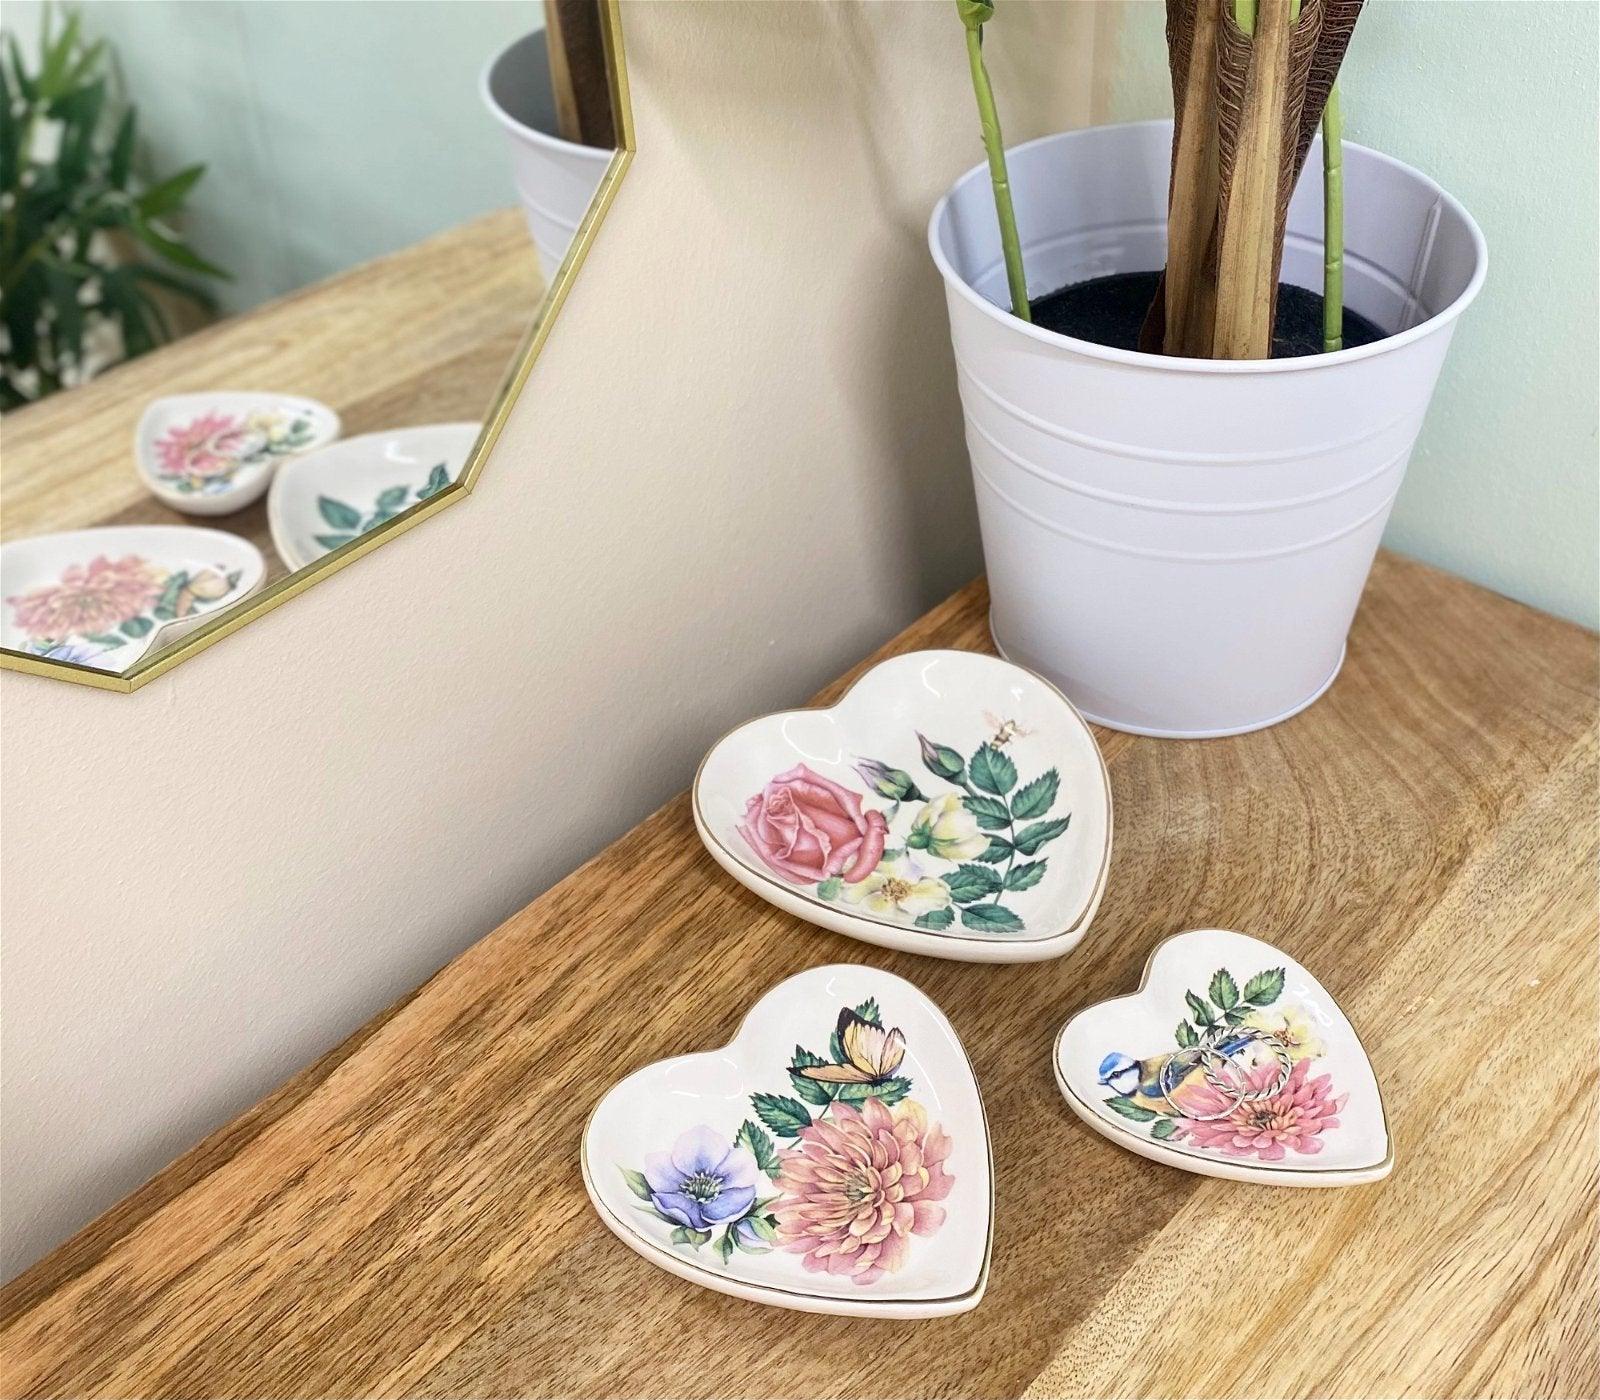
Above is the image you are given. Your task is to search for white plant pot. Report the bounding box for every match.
[480,29,612,279]
[929,120,1486,738]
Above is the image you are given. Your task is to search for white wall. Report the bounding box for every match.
[0,0,1096,1279]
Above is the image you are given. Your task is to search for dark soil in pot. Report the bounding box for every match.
[1031,270,1387,359]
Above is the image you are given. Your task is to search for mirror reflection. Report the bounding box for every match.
[0,0,618,678]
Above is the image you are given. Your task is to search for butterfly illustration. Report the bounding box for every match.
[794,1008,907,1084]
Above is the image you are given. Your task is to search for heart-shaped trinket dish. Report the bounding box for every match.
[1055,929,1392,1186]
[1,526,265,673]
[582,964,992,1318]
[693,650,1111,962]
[135,392,340,515]
[267,422,477,572]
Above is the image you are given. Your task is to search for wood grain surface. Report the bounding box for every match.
[0,209,543,588]
[1,557,1595,1399]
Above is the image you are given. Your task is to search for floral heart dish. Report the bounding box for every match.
[267,422,479,572]
[582,964,992,1318]
[136,392,340,516]
[693,650,1111,962]
[1,526,265,673]
[1055,929,1392,1187]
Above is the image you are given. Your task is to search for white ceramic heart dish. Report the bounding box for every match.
[1056,929,1393,1186]
[267,422,479,572]
[693,650,1112,963]
[0,526,265,673]
[135,392,340,515]
[582,964,992,1318]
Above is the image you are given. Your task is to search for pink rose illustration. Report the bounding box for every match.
[738,763,888,885]
[1176,1057,1346,1161]
[154,412,264,480]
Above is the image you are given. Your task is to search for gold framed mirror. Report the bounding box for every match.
[0,0,632,691]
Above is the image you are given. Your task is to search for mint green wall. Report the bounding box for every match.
[1095,0,1599,629]
[63,1,538,315]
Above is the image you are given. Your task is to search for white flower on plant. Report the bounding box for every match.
[1242,1005,1325,1062]
[906,792,988,862]
[842,854,952,918]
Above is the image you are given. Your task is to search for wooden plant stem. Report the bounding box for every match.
[1161,0,1223,356]
[962,17,1031,322]
[1322,82,1344,352]
[1211,0,1298,358]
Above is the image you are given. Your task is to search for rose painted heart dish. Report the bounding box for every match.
[693,650,1112,962]
[582,964,992,1318]
[136,392,340,516]
[267,422,478,572]
[1055,928,1393,1187]
[0,526,265,673]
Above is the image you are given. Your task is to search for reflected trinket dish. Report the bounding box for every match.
[266,422,480,572]
[583,964,992,1318]
[694,650,1112,962]
[0,525,265,673]
[136,392,340,516]
[1055,928,1393,1186]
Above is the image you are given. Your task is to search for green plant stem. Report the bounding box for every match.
[963,25,1031,322]
[1322,84,1344,352]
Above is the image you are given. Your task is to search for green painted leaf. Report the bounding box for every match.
[375,484,410,513]
[749,1213,778,1243]
[1150,1118,1178,1140]
[1175,1020,1198,1048]
[815,876,842,901]
[960,903,1025,933]
[976,836,1013,863]
[1224,1008,1247,1025]
[119,615,153,638]
[734,1120,781,1176]
[789,1067,835,1105]
[619,1166,654,1200]
[1005,859,1046,892]
[962,794,1012,830]
[1185,990,1216,1027]
[792,1046,827,1067]
[914,907,955,931]
[714,1228,735,1264]
[969,743,1017,796]
[1243,967,1286,1006]
[1209,969,1239,1010]
[1010,768,1060,820]
[854,997,881,1026]
[314,533,355,551]
[751,1093,812,1138]
[86,633,125,647]
[419,462,451,498]
[833,1077,912,1107]
[669,1226,691,1245]
[317,495,361,530]
[1013,817,1070,855]
[945,863,1003,904]
[1103,1095,1158,1123]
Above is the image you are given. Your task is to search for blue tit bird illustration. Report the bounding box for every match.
[1097,1027,1270,1117]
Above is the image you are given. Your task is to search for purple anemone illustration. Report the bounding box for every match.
[642,1126,758,1231]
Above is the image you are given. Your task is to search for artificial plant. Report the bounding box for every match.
[954,0,1361,358]
[956,0,1029,322]
[0,7,226,409]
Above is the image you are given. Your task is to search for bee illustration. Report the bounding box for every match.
[793,1009,906,1085]
[982,711,1035,748]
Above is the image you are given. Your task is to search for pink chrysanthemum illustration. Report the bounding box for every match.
[154,413,260,480]
[7,554,164,639]
[771,1096,952,1284]
[1176,1057,1345,1161]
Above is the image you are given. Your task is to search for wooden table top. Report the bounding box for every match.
[0,209,542,589]
[2,558,1595,1399]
